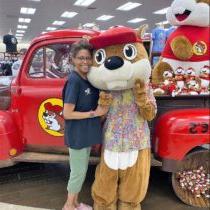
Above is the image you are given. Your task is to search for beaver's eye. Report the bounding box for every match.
[95,49,106,64]
[123,44,137,60]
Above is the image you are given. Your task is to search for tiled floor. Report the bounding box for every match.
[0,163,208,210]
[0,202,54,210]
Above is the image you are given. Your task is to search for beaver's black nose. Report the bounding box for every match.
[104,56,124,70]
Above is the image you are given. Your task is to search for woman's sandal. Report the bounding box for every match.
[76,203,93,210]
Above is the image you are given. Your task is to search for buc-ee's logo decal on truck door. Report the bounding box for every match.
[38,98,64,137]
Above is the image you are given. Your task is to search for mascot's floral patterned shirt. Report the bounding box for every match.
[103,84,157,152]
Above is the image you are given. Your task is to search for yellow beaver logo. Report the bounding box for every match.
[193,41,207,55]
[38,98,64,137]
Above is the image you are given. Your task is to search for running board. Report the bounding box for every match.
[13,152,100,164]
[12,152,162,166]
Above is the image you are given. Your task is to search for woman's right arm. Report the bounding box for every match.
[63,77,109,120]
[63,103,93,120]
[63,103,108,120]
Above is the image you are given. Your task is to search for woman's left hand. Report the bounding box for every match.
[98,91,113,106]
[94,105,109,117]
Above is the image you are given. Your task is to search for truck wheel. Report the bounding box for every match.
[172,150,209,208]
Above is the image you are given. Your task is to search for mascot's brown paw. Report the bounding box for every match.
[133,79,147,106]
[98,91,113,106]
[134,79,146,93]
[171,36,193,60]
[118,201,141,210]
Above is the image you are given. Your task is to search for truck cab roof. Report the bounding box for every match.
[31,28,100,45]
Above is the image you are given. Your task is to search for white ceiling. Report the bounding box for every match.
[0,0,173,43]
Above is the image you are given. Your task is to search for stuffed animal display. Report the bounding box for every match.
[88,25,157,210]
[152,0,210,97]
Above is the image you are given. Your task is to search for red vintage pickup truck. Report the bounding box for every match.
[0,28,209,208]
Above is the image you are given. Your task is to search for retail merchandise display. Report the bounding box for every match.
[151,23,167,65]
[151,25,176,66]
[176,166,210,198]
[0,56,17,76]
[1,30,19,76]
[152,23,167,52]
[3,32,18,53]
[0,52,20,76]
[152,0,210,97]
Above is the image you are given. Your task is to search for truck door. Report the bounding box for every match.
[15,42,73,152]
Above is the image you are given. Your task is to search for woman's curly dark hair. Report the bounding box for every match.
[70,39,93,58]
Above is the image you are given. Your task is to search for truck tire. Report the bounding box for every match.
[172,150,209,208]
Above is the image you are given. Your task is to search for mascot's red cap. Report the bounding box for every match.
[89,26,142,49]
[44,102,62,115]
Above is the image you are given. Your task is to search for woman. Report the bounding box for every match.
[62,40,108,210]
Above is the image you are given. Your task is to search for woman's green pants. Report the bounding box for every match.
[67,147,91,194]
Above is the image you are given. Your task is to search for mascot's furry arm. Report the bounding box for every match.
[133,79,156,121]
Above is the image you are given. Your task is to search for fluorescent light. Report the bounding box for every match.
[16,34,24,37]
[117,2,141,11]
[28,0,41,2]
[46,27,57,31]
[154,7,170,15]
[17,25,28,29]
[52,20,66,25]
[16,30,26,33]
[83,23,95,27]
[20,7,36,15]
[74,0,96,7]
[128,18,146,23]
[61,11,78,18]
[18,18,31,23]
[156,20,169,25]
[96,15,114,21]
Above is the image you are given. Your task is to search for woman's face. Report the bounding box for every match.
[72,49,92,74]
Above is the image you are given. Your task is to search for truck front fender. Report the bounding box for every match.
[0,111,23,165]
[153,108,210,172]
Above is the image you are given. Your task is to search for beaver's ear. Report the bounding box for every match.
[196,0,210,5]
[82,35,92,41]
[136,24,148,39]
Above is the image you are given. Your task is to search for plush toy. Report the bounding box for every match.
[185,67,197,82]
[199,65,210,94]
[152,0,210,90]
[171,86,183,97]
[174,66,185,90]
[171,83,188,97]
[88,25,157,210]
[153,66,175,95]
[186,78,201,95]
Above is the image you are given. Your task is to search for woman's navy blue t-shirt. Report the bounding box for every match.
[63,70,102,149]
